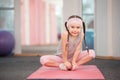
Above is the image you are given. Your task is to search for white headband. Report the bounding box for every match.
[67,18,82,27]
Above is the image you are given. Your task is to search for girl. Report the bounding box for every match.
[40,15,95,71]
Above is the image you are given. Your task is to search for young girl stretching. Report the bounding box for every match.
[40,15,95,71]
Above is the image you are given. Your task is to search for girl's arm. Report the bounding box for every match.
[61,31,69,62]
[72,33,84,64]
[61,31,72,69]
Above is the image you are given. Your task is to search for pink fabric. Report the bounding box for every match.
[67,17,82,27]
[79,49,96,58]
[40,55,63,65]
[40,50,95,65]
[27,65,105,80]
[21,0,58,45]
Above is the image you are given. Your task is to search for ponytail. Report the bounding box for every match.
[65,21,69,44]
[83,21,89,53]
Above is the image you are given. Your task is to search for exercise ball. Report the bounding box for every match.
[0,30,15,56]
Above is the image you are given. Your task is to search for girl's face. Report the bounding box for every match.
[67,18,82,37]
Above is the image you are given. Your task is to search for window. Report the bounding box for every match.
[0,0,14,33]
[82,0,94,49]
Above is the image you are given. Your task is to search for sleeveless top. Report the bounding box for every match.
[56,32,82,59]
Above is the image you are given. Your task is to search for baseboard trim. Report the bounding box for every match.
[14,53,54,57]
[14,53,120,60]
[96,56,120,60]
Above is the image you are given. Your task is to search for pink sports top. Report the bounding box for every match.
[56,32,82,59]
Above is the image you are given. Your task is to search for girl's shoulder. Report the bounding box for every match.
[61,31,68,38]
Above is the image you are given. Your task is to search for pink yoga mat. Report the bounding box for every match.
[27,65,104,80]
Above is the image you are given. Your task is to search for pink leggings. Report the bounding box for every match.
[40,49,95,65]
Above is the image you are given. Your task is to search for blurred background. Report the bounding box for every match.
[0,0,120,58]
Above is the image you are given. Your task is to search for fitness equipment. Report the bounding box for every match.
[0,30,15,56]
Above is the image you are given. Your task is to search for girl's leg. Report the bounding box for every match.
[76,49,95,65]
[40,55,63,67]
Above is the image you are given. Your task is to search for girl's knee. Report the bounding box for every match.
[40,55,62,65]
[40,55,49,65]
[88,49,96,58]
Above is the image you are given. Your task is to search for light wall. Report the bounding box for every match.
[111,0,120,57]
[14,0,21,53]
[95,0,120,57]
[94,0,110,56]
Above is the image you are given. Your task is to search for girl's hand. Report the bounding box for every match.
[64,61,72,70]
[72,62,78,70]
